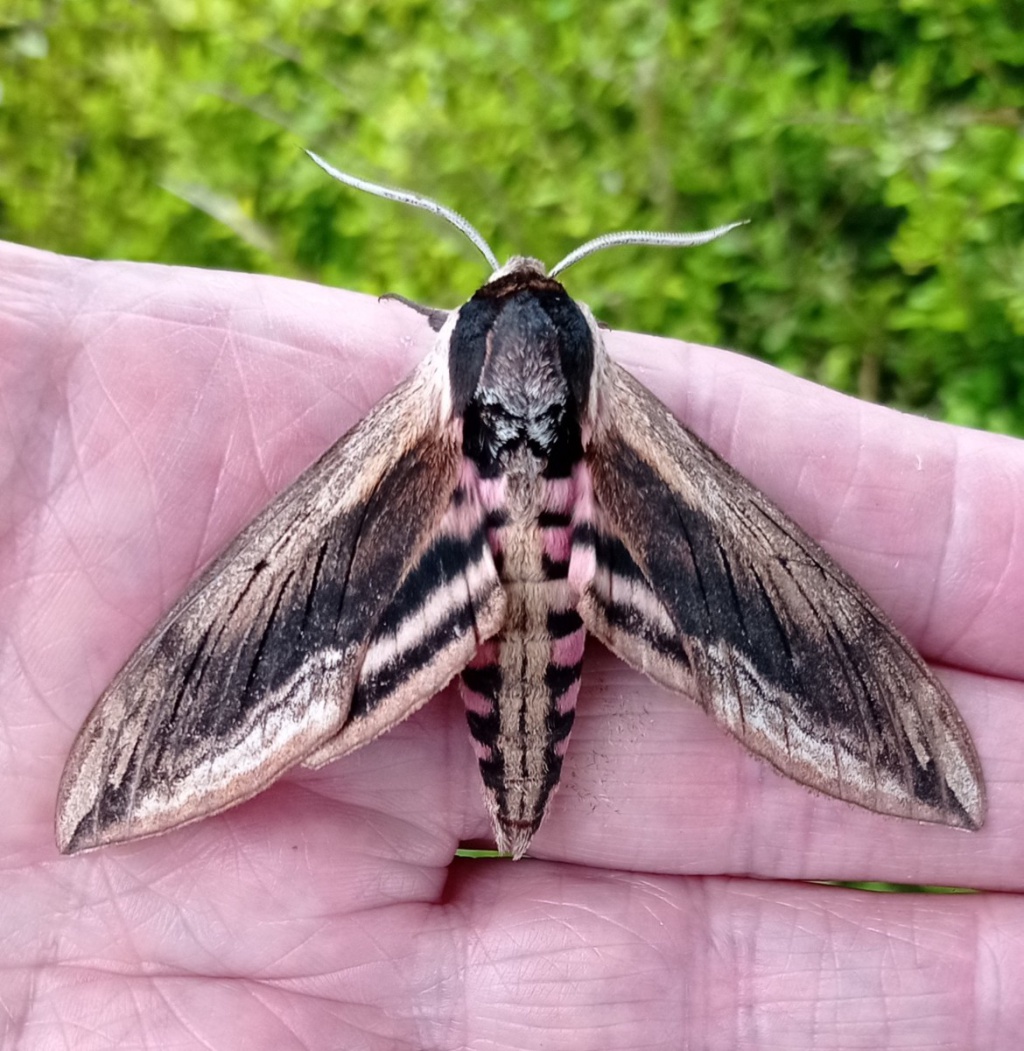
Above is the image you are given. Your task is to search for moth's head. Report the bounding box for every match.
[485,255,551,283]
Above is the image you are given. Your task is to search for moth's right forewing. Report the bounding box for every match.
[581,361,985,831]
[57,357,465,854]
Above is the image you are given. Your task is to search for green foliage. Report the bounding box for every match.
[2,0,1022,431]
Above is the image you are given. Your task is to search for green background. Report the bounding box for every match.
[2,0,1022,432]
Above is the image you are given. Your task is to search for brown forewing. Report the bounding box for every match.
[56,358,476,854]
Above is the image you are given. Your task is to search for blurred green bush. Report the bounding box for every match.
[2,0,1022,431]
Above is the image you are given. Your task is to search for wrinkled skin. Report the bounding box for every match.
[4,241,1024,1050]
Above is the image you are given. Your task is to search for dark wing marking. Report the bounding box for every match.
[303,480,505,766]
[57,361,502,853]
[578,360,984,830]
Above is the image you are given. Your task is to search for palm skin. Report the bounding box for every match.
[3,241,1024,1049]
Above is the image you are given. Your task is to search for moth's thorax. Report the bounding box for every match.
[449,259,597,482]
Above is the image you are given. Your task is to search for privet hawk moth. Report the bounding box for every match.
[56,154,985,859]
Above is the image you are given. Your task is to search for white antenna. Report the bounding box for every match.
[305,151,500,271]
[550,222,748,277]
[307,152,746,279]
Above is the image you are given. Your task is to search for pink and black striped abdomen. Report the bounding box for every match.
[459,458,589,858]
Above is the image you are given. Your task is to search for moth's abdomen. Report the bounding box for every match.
[460,460,589,858]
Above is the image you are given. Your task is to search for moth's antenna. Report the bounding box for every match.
[306,151,500,272]
[550,222,747,278]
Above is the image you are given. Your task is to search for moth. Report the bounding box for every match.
[56,153,985,859]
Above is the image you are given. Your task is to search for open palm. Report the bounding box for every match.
[4,242,1023,1049]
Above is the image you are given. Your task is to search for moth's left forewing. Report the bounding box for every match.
[577,356,985,831]
[56,340,504,854]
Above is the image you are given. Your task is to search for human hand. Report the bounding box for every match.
[4,242,1023,1048]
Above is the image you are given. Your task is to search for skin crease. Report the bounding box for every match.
[4,241,1024,1049]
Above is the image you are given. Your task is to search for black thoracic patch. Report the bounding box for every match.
[531,287,594,412]
[462,397,584,479]
[448,296,500,416]
[449,271,562,417]
[539,421,585,479]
